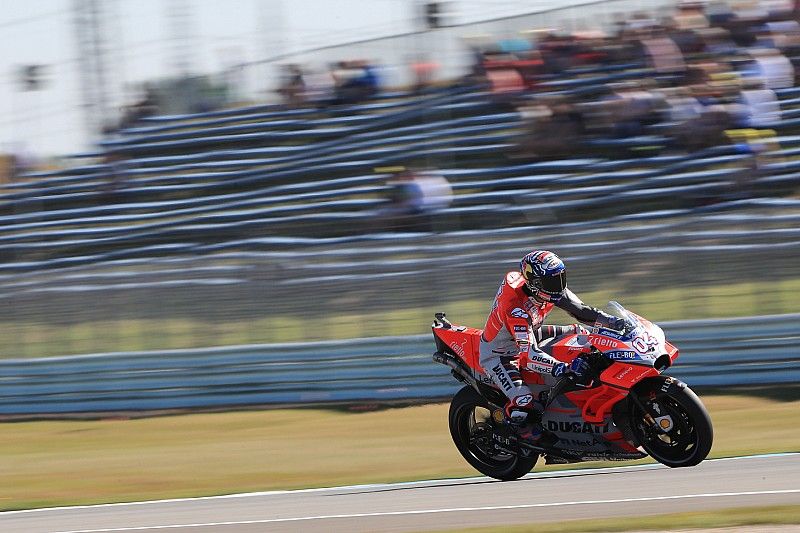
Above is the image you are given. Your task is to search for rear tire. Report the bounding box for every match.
[448,385,537,480]
[630,381,713,468]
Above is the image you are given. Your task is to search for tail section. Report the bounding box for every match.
[431,312,483,373]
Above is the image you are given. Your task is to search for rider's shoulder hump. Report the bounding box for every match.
[505,271,525,288]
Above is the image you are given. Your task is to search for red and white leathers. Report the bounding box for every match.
[479,271,610,418]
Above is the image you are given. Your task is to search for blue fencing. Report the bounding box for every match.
[0,314,797,416]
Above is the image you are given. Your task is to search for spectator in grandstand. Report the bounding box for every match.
[672,103,736,150]
[303,65,336,106]
[118,84,159,131]
[640,28,687,82]
[736,77,780,127]
[662,86,704,123]
[741,48,795,89]
[715,128,781,204]
[331,60,380,104]
[537,31,576,74]
[666,21,706,55]
[705,1,735,26]
[603,80,665,137]
[624,11,658,33]
[410,54,439,94]
[277,64,306,107]
[465,45,489,86]
[673,1,709,31]
[378,167,452,231]
[514,95,585,159]
[696,26,738,56]
[762,20,800,52]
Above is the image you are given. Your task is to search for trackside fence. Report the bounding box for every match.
[0,314,797,416]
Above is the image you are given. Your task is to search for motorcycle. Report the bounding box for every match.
[432,302,713,480]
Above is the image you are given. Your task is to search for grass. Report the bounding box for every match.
[0,392,798,512]
[3,276,800,359]
[423,504,800,532]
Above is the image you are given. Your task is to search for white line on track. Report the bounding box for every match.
[4,452,796,518]
[51,489,800,533]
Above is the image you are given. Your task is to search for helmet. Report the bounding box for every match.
[520,250,567,303]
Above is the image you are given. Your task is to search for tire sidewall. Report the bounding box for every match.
[448,386,537,480]
[631,377,714,468]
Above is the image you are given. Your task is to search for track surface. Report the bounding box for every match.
[3,454,799,533]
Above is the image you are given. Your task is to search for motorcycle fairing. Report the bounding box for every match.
[537,383,643,457]
[432,325,482,372]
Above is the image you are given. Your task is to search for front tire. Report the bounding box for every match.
[630,380,713,467]
[448,385,537,480]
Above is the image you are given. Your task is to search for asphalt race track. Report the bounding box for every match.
[3,454,799,533]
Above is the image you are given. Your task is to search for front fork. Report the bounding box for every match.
[628,382,678,434]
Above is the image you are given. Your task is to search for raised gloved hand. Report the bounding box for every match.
[598,313,626,332]
[552,355,591,379]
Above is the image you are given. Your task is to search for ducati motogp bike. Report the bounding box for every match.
[432,302,713,480]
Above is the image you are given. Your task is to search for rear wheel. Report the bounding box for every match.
[448,385,538,480]
[630,382,713,468]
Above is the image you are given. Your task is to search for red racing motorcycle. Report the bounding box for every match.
[432,302,713,480]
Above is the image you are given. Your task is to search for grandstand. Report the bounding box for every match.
[3,2,800,358]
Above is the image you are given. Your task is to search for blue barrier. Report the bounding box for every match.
[0,314,796,415]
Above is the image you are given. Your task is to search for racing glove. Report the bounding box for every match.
[597,312,625,331]
[552,356,590,379]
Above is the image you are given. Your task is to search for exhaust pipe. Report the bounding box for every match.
[433,351,481,390]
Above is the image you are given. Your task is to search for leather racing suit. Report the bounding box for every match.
[479,271,615,409]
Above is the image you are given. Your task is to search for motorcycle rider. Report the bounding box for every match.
[480,250,624,444]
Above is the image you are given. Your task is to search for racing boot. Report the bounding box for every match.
[505,395,556,448]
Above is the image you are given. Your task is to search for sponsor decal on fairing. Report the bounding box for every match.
[615,367,632,380]
[547,420,611,434]
[594,337,619,348]
[597,328,625,340]
[450,340,466,358]
[605,350,638,360]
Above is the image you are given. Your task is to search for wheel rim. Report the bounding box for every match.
[634,395,699,464]
[454,402,517,470]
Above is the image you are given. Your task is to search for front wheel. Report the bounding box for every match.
[630,380,713,468]
[448,385,537,480]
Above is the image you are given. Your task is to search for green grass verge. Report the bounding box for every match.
[423,504,800,532]
[3,277,800,358]
[1,393,798,511]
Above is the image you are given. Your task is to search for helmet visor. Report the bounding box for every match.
[540,271,567,294]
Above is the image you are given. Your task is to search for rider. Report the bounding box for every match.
[480,250,624,444]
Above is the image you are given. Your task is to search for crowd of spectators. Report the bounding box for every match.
[267,2,800,160]
[473,1,800,157]
[277,60,381,107]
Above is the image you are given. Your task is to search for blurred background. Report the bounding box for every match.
[1,0,799,359]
